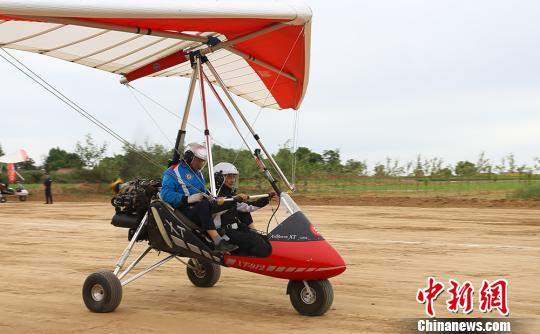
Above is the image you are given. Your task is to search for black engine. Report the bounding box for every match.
[111,179,161,241]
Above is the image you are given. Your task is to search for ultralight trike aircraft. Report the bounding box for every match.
[0,0,346,316]
[0,149,30,203]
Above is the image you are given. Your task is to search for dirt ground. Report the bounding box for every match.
[19,186,540,209]
[0,202,539,333]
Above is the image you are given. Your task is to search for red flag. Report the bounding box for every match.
[7,163,16,183]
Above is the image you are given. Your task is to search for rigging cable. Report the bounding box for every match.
[125,82,225,192]
[125,83,226,147]
[290,108,300,186]
[0,48,211,196]
[226,26,305,182]
[266,196,281,235]
[0,48,163,169]
[125,85,174,146]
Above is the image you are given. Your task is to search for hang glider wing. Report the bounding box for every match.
[0,1,312,109]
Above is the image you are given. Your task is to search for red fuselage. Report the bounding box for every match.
[224,239,346,280]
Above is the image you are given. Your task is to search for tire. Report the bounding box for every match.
[186,259,221,287]
[288,279,334,316]
[19,196,27,202]
[82,270,122,313]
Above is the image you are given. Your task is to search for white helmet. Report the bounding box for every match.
[214,162,239,175]
[184,142,207,162]
[214,162,239,190]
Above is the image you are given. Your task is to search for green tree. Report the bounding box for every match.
[75,134,108,168]
[212,144,260,179]
[495,157,506,174]
[476,151,491,174]
[321,149,342,173]
[17,158,37,170]
[385,157,404,176]
[273,147,293,180]
[427,157,444,176]
[322,149,341,166]
[295,147,324,166]
[0,143,4,157]
[534,157,540,174]
[94,155,125,181]
[344,159,368,175]
[44,147,84,171]
[413,155,425,177]
[432,167,453,178]
[454,161,477,177]
[373,164,387,177]
[119,142,170,180]
[506,153,516,173]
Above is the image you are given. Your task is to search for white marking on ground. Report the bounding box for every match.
[341,238,540,251]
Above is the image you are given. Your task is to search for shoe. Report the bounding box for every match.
[215,240,239,253]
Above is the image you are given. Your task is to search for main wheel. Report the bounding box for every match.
[186,259,221,287]
[19,196,27,202]
[288,279,334,316]
[82,270,122,313]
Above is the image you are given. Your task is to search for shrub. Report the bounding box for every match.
[18,170,44,183]
[51,169,107,183]
[514,184,540,200]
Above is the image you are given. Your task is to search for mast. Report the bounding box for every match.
[170,68,197,165]
[196,56,217,197]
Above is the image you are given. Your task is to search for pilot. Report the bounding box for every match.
[160,143,238,253]
[213,162,274,257]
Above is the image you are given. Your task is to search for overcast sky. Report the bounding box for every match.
[1,0,539,169]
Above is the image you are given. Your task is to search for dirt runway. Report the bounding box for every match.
[0,202,539,333]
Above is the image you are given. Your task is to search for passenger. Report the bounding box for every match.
[160,143,238,253]
[213,162,274,257]
[110,178,124,195]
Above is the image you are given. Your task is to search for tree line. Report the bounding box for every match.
[1,136,539,184]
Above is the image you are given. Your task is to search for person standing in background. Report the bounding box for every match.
[44,174,53,204]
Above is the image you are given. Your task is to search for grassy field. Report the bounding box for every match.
[242,177,539,199]
[18,177,540,202]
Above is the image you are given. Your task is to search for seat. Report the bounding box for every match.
[159,200,214,246]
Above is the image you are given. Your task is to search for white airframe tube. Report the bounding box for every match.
[197,57,217,196]
[204,60,295,191]
[176,68,198,154]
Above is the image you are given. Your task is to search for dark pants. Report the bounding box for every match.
[237,211,253,225]
[225,226,272,257]
[45,188,53,204]
[183,200,216,231]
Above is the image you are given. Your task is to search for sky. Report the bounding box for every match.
[1,0,539,170]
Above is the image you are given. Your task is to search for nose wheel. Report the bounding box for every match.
[287,279,334,316]
[82,270,123,313]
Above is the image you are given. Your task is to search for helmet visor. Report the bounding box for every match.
[218,173,239,192]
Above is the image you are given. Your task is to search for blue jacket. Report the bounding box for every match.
[160,161,208,208]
